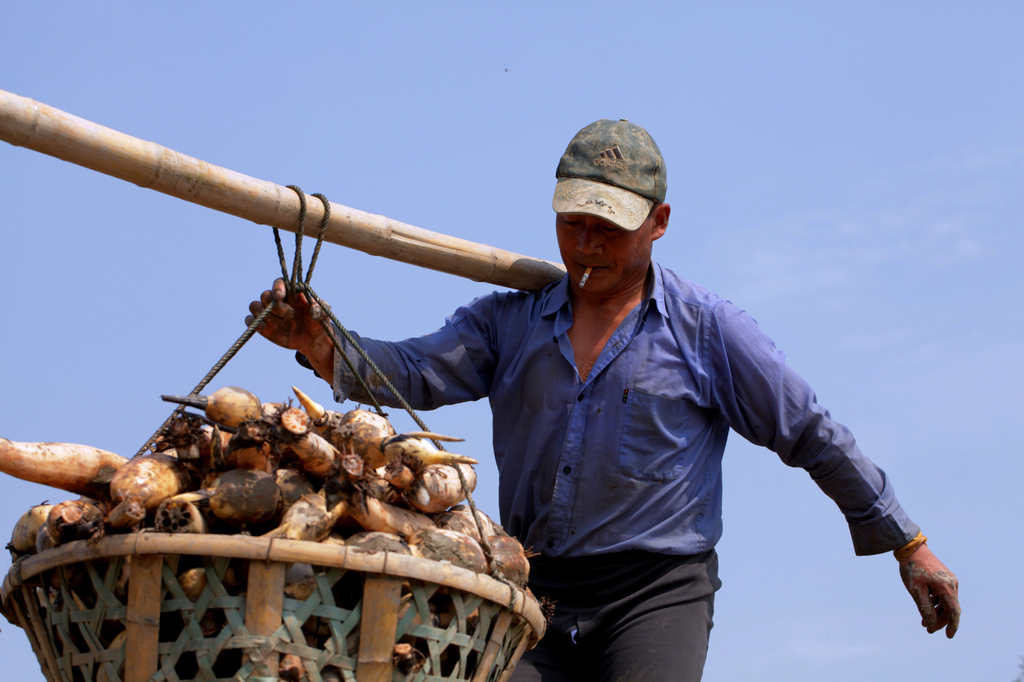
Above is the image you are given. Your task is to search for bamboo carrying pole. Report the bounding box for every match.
[0,89,565,291]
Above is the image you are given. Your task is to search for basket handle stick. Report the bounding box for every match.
[245,560,286,675]
[125,553,163,682]
[356,575,402,682]
[0,89,565,291]
[471,609,514,682]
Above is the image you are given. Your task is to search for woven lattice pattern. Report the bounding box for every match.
[11,552,531,681]
[153,555,266,680]
[34,556,129,682]
[395,580,490,681]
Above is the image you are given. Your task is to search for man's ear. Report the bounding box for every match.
[651,203,670,241]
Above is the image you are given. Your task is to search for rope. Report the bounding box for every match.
[137,184,497,574]
[272,215,291,285]
[295,283,413,425]
[133,301,278,458]
[281,186,332,288]
[292,282,497,568]
[137,185,318,457]
[286,185,306,287]
[306,193,331,285]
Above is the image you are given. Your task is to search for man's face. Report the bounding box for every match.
[555,204,669,298]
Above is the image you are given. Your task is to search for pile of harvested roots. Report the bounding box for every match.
[3,386,533,679]
[4,385,529,584]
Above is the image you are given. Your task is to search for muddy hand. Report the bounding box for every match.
[246,278,329,356]
[898,544,960,638]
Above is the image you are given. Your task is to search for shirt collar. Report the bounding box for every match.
[540,276,571,317]
[647,261,668,319]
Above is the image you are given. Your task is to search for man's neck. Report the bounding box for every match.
[567,267,651,381]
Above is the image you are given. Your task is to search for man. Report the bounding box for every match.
[248,119,960,681]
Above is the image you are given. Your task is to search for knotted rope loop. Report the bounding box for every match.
[277,186,333,290]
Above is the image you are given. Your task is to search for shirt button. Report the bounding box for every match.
[563,466,571,475]
[577,393,584,401]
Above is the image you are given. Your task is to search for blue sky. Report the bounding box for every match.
[1,3,1022,680]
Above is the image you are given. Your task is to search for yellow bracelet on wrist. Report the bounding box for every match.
[894,531,927,561]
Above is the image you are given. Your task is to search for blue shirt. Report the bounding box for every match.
[331,262,919,557]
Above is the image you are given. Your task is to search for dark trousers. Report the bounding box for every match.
[510,550,719,682]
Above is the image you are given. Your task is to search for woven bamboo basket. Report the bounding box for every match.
[1,533,545,682]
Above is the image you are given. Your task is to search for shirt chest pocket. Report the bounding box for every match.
[618,388,692,482]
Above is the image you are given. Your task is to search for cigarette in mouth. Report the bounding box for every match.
[578,267,593,289]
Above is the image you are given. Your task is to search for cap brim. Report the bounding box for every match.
[552,178,653,231]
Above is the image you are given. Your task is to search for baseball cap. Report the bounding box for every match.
[552,119,667,231]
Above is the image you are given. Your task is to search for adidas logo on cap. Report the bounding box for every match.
[595,146,627,170]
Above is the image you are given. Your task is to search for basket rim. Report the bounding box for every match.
[2,532,546,642]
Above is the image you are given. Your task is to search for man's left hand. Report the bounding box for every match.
[898,544,960,638]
